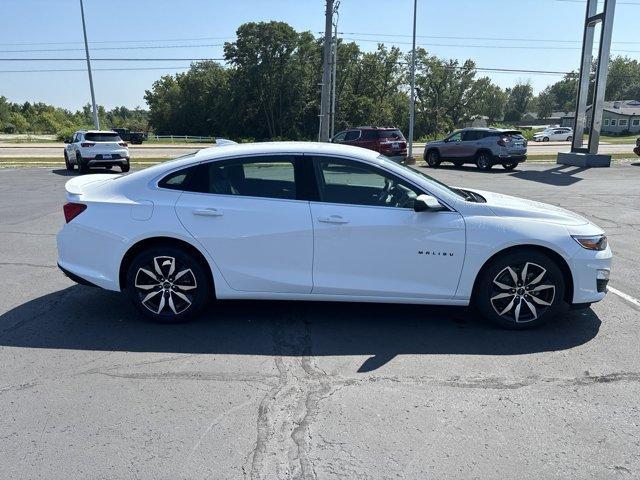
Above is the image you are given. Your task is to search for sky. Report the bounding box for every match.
[0,0,639,111]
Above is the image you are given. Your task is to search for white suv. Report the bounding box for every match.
[64,130,130,174]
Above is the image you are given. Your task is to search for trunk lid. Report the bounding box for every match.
[65,174,119,198]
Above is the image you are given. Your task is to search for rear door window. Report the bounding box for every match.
[379,129,405,140]
[361,130,378,140]
[194,156,297,200]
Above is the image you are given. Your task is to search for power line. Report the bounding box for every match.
[0,66,193,73]
[0,43,225,54]
[0,58,225,61]
[342,37,640,54]
[0,36,234,47]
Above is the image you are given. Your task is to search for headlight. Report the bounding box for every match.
[572,234,608,251]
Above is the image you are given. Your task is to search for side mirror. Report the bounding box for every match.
[63,138,71,144]
[443,138,449,143]
[414,194,445,212]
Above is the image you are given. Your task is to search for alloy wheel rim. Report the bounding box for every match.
[489,261,555,323]
[134,256,197,316]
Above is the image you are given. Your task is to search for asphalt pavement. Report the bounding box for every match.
[0,164,639,479]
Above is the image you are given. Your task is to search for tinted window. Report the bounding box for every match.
[85,132,121,142]
[379,129,405,140]
[462,131,483,141]
[158,164,200,191]
[194,156,296,200]
[314,157,419,209]
[447,132,463,142]
[344,130,360,141]
[361,130,378,140]
[332,131,347,143]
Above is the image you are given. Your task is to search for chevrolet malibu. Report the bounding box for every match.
[57,142,611,328]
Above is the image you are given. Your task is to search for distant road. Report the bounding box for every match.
[0,141,636,159]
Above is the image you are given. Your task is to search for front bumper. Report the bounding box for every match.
[569,246,612,304]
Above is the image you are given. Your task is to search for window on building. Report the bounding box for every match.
[610,119,617,126]
[604,119,609,126]
[619,119,628,127]
[632,119,640,126]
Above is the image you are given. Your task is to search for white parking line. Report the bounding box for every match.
[608,286,640,308]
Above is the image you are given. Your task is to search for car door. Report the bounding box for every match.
[459,130,482,158]
[174,155,314,294]
[309,156,466,299]
[442,131,464,158]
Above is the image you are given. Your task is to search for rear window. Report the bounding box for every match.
[379,129,405,140]
[85,132,121,142]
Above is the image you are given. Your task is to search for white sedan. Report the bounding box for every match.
[57,142,611,328]
[533,128,573,142]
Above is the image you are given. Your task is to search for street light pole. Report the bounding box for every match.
[407,0,418,160]
[80,0,99,129]
[330,9,339,138]
[319,0,334,142]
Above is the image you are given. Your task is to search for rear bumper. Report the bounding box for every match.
[87,158,129,167]
[58,262,98,287]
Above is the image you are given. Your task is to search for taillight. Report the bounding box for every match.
[497,138,507,146]
[81,142,95,147]
[63,202,87,223]
[118,142,128,147]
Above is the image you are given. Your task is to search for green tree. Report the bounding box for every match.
[504,82,533,122]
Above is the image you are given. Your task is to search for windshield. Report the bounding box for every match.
[377,155,467,200]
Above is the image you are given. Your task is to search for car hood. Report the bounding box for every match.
[467,188,590,226]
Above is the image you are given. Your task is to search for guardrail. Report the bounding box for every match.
[153,135,216,142]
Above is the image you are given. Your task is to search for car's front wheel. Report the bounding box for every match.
[542,137,550,142]
[567,135,573,142]
[64,152,74,171]
[426,150,441,168]
[125,246,211,323]
[474,250,565,329]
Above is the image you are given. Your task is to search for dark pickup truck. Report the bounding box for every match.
[112,128,147,145]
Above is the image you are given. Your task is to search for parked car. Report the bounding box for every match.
[112,127,147,145]
[533,127,573,142]
[64,130,130,174]
[634,137,640,156]
[57,142,610,328]
[424,128,527,171]
[331,126,407,162]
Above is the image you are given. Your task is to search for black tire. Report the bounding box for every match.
[64,151,74,171]
[426,150,441,168]
[104,165,112,170]
[77,153,89,174]
[502,162,517,171]
[475,151,493,171]
[125,245,211,323]
[121,161,130,173]
[542,137,550,142]
[474,250,565,329]
[567,135,573,142]
[453,160,464,168]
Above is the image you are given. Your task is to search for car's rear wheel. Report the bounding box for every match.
[77,153,89,174]
[543,137,550,142]
[125,246,211,323]
[474,250,565,329]
[567,135,573,142]
[121,161,130,173]
[426,150,441,168]
[475,151,493,171]
[502,162,517,171]
[453,160,464,168]
[64,152,73,171]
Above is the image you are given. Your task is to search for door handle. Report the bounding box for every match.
[193,208,223,217]
[318,215,349,224]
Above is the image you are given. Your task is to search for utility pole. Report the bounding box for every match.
[80,0,99,129]
[407,0,418,160]
[319,0,334,142]
[330,6,339,138]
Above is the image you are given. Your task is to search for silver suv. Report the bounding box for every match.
[424,128,527,171]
